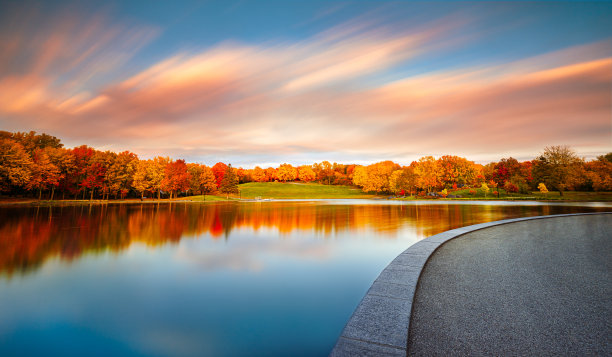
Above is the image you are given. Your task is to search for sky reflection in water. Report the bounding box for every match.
[0,201,610,356]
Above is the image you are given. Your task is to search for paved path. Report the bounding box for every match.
[407,214,612,356]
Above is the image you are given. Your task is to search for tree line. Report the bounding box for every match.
[1,130,610,200]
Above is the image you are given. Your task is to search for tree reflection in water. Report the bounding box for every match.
[0,202,606,278]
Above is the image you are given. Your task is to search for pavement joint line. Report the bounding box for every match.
[338,336,406,351]
[330,212,612,356]
[367,293,411,301]
[389,263,423,268]
[371,281,411,287]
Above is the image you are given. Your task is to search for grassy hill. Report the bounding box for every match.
[236,182,373,199]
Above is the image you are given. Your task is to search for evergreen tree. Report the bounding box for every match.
[219,164,239,199]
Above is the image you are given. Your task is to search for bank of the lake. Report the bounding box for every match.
[1,182,611,205]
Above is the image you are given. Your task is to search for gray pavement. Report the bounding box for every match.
[407,214,612,356]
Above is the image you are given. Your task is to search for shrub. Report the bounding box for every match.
[504,181,519,193]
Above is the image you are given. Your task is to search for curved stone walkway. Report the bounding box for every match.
[331,213,612,356]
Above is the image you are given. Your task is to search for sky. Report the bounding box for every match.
[0,0,610,168]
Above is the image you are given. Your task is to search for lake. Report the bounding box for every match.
[0,201,610,356]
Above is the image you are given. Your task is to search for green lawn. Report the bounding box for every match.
[430,188,612,201]
[183,184,612,201]
[179,194,238,201]
[235,182,374,199]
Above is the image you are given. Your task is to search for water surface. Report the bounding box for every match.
[0,201,609,356]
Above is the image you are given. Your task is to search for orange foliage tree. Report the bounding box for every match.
[162,159,191,199]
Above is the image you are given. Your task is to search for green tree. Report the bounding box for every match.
[219,164,239,199]
[532,145,581,196]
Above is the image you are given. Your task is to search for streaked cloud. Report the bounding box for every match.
[0,3,610,165]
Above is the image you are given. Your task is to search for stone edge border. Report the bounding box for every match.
[329,212,612,357]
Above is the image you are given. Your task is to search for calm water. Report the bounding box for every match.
[0,201,610,356]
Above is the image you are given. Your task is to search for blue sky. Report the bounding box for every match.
[0,1,610,167]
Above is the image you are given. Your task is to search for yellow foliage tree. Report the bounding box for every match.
[133,159,152,199]
[481,182,490,197]
[297,165,316,182]
[150,156,170,199]
[276,163,297,182]
[414,156,440,193]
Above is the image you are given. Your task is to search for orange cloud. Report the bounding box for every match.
[0,5,609,165]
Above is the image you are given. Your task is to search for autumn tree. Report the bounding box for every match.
[389,170,405,195]
[5,131,63,153]
[582,154,612,191]
[162,159,191,199]
[187,163,204,195]
[236,167,251,183]
[251,166,267,182]
[219,164,239,199]
[26,149,61,200]
[437,155,478,188]
[133,159,152,199]
[352,161,399,193]
[314,161,334,185]
[106,151,138,199]
[265,167,277,182]
[414,156,440,193]
[42,147,72,200]
[352,166,368,188]
[212,162,228,188]
[150,156,170,199]
[276,163,297,182]
[389,167,417,196]
[481,182,490,197]
[199,166,217,198]
[297,165,316,182]
[0,138,33,193]
[68,145,94,199]
[532,145,581,196]
[81,150,109,200]
[187,164,217,198]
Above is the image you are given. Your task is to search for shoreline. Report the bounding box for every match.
[2,196,612,206]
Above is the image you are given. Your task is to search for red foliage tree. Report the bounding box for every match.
[212,162,228,188]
